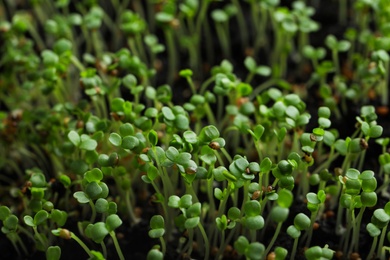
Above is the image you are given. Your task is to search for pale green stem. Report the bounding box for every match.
[290,237,299,260]
[71,232,93,257]
[88,200,97,223]
[377,225,389,259]
[263,222,283,257]
[33,227,47,250]
[198,222,210,260]
[110,231,125,260]
[159,237,166,256]
[366,235,378,260]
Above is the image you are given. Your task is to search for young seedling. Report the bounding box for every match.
[234,235,265,260]
[287,212,311,260]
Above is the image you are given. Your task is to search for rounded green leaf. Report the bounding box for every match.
[245,242,265,260]
[371,209,390,228]
[168,195,180,208]
[277,189,293,208]
[0,206,11,221]
[286,106,300,120]
[275,247,288,259]
[234,236,249,254]
[50,210,67,227]
[184,217,199,229]
[345,179,361,195]
[183,131,198,144]
[121,136,140,150]
[109,133,122,146]
[318,107,331,118]
[270,206,289,223]
[46,246,61,260]
[79,138,98,151]
[95,198,109,213]
[122,74,137,88]
[294,213,310,230]
[361,191,377,207]
[278,160,293,175]
[84,168,103,182]
[279,176,295,190]
[90,222,109,243]
[186,203,201,218]
[367,223,381,237]
[175,114,189,130]
[161,106,175,121]
[73,191,90,204]
[361,177,377,192]
[119,123,134,137]
[304,246,322,260]
[106,214,122,232]
[260,157,272,173]
[369,125,383,138]
[199,125,220,143]
[306,192,320,205]
[30,172,47,188]
[235,157,249,172]
[4,215,18,230]
[147,249,163,260]
[85,182,103,200]
[244,200,261,217]
[176,152,192,165]
[216,215,228,231]
[287,225,301,239]
[150,215,164,230]
[179,194,192,209]
[228,207,241,221]
[34,210,49,226]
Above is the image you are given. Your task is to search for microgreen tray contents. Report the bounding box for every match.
[1,0,390,259]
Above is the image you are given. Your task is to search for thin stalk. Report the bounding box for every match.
[335,201,345,236]
[215,230,225,260]
[10,239,21,257]
[231,0,248,50]
[215,22,230,59]
[198,222,210,260]
[127,37,140,58]
[125,189,140,225]
[101,241,107,259]
[186,228,194,256]
[184,76,197,95]
[220,148,233,164]
[366,235,378,260]
[91,30,104,59]
[88,200,97,223]
[71,232,93,258]
[164,27,177,85]
[33,227,47,250]
[217,185,232,217]
[263,221,283,257]
[305,211,318,248]
[377,225,389,259]
[290,237,299,260]
[16,234,28,255]
[207,176,216,223]
[195,0,210,36]
[352,206,366,253]
[332,49,341,77]
[342,209,353,255]
[159,237,166,256]
[381,61,389,105]
[110,231,125,260]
